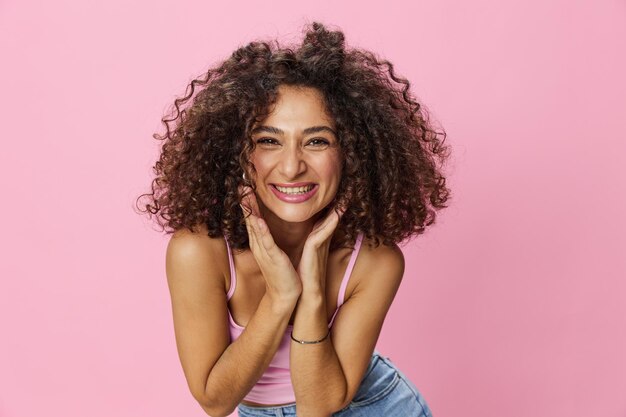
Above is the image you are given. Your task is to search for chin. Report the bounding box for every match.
[270,207,318,224]
[262,199,332,224]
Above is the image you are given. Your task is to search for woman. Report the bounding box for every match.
[137,22,450,417]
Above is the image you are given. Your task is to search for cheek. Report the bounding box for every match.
[327,153,343,177]
[249,153,269,176]
[319,155,342,185]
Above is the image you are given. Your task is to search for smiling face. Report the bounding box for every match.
[248,84,342,224]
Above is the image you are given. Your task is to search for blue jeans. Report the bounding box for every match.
[237,351,433,416]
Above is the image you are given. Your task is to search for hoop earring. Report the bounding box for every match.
[242,172,248,181]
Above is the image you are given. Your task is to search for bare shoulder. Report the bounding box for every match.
[354,236,405,289]
[359,236,405,270]
[166,224,229,292]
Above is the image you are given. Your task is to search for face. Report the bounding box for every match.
[248,85,342,224]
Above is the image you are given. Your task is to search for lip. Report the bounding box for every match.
[269,184,319,203]
[271,182,316,187]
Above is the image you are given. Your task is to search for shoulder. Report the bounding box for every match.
[167,224,225,264]
[166,224,229,292]
[351,236,405,297]
[360,236,405,271]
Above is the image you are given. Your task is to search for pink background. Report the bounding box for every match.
[1,1,625,416]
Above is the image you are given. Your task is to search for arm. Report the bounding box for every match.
[166,229,298,417]
[290,242,405,417]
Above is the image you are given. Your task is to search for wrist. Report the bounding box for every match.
[300,282,325,296]
[264,290,299,312]
[297,289,325,306]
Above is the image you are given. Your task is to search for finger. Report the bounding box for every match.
[308,210,341,246]
[240,191,271,258]
[254,217,276,254]
[314,208,340,234]
[241,202,267,253]
[256,216,268,234]
[247,192,261,218]
[238,189,287,264]
[250,218,268,260]
[254,217,292,265]
[248,214,277,264]
[240,205,261,255]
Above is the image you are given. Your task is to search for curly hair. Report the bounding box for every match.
[135,21,452,251]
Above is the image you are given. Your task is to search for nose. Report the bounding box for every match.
[278,145,306,179]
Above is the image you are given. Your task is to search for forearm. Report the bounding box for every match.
[202,292,297,416]
[290,291,347,417]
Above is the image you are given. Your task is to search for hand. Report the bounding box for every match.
[238,185,302,301]
[296,205,345,293]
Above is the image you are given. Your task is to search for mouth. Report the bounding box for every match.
[271,183,317,195]
[269,183,319,203]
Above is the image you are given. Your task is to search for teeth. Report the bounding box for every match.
[275,185,314,195]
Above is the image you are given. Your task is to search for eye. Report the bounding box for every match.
[256,137,279,146]
[307,138,330,147]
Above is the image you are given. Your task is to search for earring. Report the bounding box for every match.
[242,172,248,181]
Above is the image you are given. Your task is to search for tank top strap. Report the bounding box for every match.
[336,232,364,307]
[328,233,364,328]
[224,236,236,300]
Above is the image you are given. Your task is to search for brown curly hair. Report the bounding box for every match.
[135,21,452,251]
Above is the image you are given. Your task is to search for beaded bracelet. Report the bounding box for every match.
[290,329,331,344]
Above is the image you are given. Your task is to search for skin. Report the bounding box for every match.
[165,85,405,417]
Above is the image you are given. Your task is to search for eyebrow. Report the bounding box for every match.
[251,125,337,136]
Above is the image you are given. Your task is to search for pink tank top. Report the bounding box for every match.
[224,233,364,404]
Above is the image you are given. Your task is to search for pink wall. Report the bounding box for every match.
[1,1,625,416]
